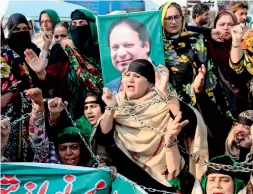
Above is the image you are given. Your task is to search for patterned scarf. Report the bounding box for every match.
[1,45,33,162]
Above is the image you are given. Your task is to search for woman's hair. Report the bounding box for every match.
[1,26,5,46]
[85,91,106,113]
[227,2,248,13]
[55,21,69,30]
[107,17,151,49]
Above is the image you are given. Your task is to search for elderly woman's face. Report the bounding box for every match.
[58,142,81,165]
[164,6,183,35]
[233,123,252,148]
[123,71,152,100]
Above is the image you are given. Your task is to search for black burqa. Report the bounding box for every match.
[70,10,99,65]
[7,13,41,86]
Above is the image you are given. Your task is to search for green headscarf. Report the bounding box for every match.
[57,120,92,145]
[39,9,60,29]
[201,155,245,194]
[57,126,80,144]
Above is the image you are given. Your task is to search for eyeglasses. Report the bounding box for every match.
[164,15,182,23]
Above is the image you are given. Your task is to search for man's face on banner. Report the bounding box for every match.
[109,22,150,73]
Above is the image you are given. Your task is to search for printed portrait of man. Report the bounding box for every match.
[106,18,151,93]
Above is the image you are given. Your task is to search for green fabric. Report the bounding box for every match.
[76,116,93,143]
[57,127,79,140]
[1,162,146,194]
[234,178,246,194]
[168,177,181,191]
[40,9,60,29]
[200,155,246,194]
[57,119,92,145]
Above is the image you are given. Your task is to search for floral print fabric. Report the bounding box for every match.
[163,31,216,106]
[1,45,33,161]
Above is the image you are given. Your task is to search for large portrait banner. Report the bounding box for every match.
[97,11,165,93]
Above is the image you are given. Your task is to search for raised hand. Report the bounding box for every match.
[211,29,224,42]
[43,31,53,45]
[48,97,68,114]
[102,88,117,107]
[155,65,170,98]
[164,112,189,145]
[24,49,46,74]
[1,117,11,149]
[59,39,75,48]
[231,24,244,43]
[192,64,206,93]
[26,88,43,106]
[97,164,117,180]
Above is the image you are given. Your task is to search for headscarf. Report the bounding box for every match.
[83,93,106,113]
[39,9,60,30]
[7,13,39,58]
[127,59,155,84]
[213,10,237,28]
[57,126,81,144]
[237,110,253,126]
[70,9,100,64]
[201,155,245,194]
[225,110,253,160]
[7,13,29,36]
[70,10,92,56]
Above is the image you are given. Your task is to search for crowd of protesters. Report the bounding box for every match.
[1,1,253,194]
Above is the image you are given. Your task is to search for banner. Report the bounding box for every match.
[97,11,165,93]
[1,163,147,194]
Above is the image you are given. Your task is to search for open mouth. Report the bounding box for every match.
[127,85,134,90]
[65,159,76,165]
[87,116,95,121]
